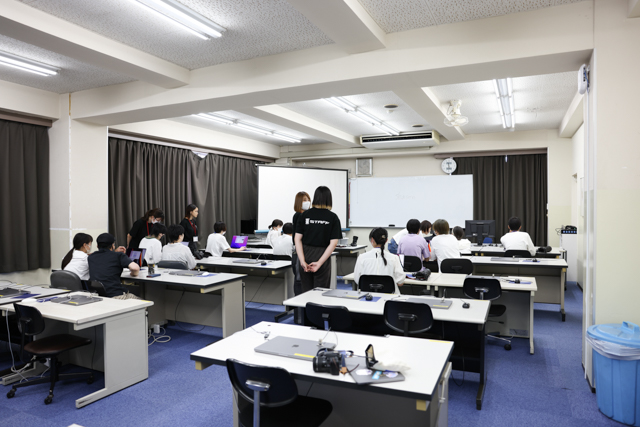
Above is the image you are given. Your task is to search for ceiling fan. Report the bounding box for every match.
[443,99,469,127]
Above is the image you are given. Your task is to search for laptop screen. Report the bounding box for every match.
[126,248,147,266]
[230,235,248,249]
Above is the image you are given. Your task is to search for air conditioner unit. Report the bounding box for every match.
[359,131,440,150]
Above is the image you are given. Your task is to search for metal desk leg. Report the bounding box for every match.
[530,292,535,355]
[477,323,486,410]
[560,268,566,322]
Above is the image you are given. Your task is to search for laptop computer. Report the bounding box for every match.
[406,297,453,309]
[254,336,335,361]
[230,235,248,249]
[169,271,204,276]
[126,248,147,266]
[232,259,263,264]
[345,356,405,385]
[322,289,367,300]
[0,288,25,298]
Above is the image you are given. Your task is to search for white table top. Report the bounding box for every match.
[0,285,69,305]
[4,295,153,325]
[283,289,490,324]
[467,256,568,268]
[122,269,246,289]
[191,321,453,401]
[197,256,292,270]
[226,248,337,256]
[341,272,441,286]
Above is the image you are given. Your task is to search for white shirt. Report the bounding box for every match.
[266,228,281,247]
[354,248,405,294]
[161,243,196,269]
[139,237,162,265]
[64,250,90,280]
[458,239,471,251]
[500,231,536,256]
[206,233,230,257]
[429,234,461,269]
[272,234,293,258]
[391,228,409,243]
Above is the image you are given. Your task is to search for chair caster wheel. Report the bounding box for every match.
[7,389,15,398]
[504,344,512,351]
[44,395,53,405]
[87,375,94,385]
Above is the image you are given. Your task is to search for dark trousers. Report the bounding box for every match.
[299,244,332,294]
[292,252,303,296]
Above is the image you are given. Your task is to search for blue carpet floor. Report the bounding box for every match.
[0,282,622,427]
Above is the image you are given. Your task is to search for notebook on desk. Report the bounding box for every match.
[254,336,335,361]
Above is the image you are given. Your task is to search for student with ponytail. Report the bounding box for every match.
[353,228,405,294]
[62,233,93,280]
[266,219,284,247]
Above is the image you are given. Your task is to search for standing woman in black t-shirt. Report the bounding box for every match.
[180,204,200,256]
[291,191,311,295]
[294,186,342,293]
[127,208,165,250]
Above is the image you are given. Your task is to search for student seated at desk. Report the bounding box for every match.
[272,222,294,257]
[62,233,93,280]
[397,219,431,263]
[429,219,461,269]
[388,220,431,254]
[88,233,140,299]
[205,221,247,257]
[266,219,283,247]
[354,228,405,293]
[453,226,471,251]
[501,217,536,256]
[162,224,197,269]
[139,223,167,265]
[421,220,435,243]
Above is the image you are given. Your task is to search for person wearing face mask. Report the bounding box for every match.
[180,204,200,257]
[127,208,164,250]
[205,221,246,257]
[266,219,284,247]
[61,233,94,280]
[354,228,405,294]
[292,191,311,295]
[139,223,167,265]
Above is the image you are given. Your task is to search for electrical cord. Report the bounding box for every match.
[245,276,268,305]
[148,327,171,346]
[174,287,205,332]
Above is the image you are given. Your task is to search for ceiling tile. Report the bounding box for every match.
[357,0,436,33]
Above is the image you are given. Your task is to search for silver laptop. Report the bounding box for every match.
[406,297,453,310]
[254,336,335,361]
[322,289,367,300]
[169,271,204,276]
[232,259,263,264]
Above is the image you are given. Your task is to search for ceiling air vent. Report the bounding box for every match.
[360,131,440,150]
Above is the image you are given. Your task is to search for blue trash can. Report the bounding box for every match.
[587,322,640,426]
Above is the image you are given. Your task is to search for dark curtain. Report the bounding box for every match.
[0,120,50,273]
[108,138,189,246]
[453,154,548,245]
[109,137,258,249]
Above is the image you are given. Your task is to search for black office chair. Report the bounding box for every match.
[401,255,423,273]
[50,270,84,291]
[87,280,107,297]
[504,249,532,258]
[305,303,352,332]
[358,275,395,293]
[157,260,188,270]
[7,303,94,404]
[226,359,332,427]
[463,277,512,350]
[383,300,435,337]
[440,258,473,274]
[271,255,293,261]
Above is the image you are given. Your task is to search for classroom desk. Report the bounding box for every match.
[2,297,152,408]
[334,244,367,276]
[343,272,538,355]
[191,321,453,426]
[465,245,564,259]
[0,284,69,305]
[121,269,246,337]
[284,289,490,410]
[467,256,568,321]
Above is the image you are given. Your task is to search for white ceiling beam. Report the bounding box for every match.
[0,79,60,119]
[240,105,359,148]
[286,0,385,53]
[69,1,594,126]
[559,90,584,138]
[0,0,189,88]
[392,85,465,141]
[630,0,640,18]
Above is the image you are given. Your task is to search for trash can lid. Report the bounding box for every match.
[587,322,640,348]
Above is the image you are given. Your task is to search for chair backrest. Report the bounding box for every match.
[440,258,473,274]
[13,303,46,337]
[157,260,189,270]
[358,275,395,293]
[504,249,531,258]
[50,270,85,291]
[270,255,292,261]
[88,280,107,297]
[482,237,493,244]
[401,255,423,273]
[384,300,434,336]
[226,359,297,408]
[463,276,502,301]
[305,302,352,331]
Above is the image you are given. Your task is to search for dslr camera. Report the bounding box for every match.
[313,349,343,376]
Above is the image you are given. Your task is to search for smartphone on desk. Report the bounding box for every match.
[147,273,161,278]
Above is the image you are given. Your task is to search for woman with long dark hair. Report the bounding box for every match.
[127,208,164,250]
[62,233,93,280]
[180,204,200,256]
[291,191,311,295]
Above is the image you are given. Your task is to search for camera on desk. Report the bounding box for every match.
[313,349,343,376]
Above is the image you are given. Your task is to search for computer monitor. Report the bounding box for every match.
[230,235,248,249]
[465,220,496,244]
[240,219,256,236]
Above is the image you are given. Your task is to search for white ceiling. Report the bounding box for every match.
[0,34,134,93]
[356,0,587,34]
[429,71,576,134]
[18,0,334,70]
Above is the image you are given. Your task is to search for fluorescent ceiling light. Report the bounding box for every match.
[194,113,301,143]
[323,96,400,135]
[0,51,59,76]
[494,78,515,129]
[132,0,225,40]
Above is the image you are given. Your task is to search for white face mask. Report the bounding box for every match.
[302,201,311,210]
[222,231,226,236]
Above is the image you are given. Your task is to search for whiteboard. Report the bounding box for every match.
[349,175,474,228]
[258,166,348,230]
